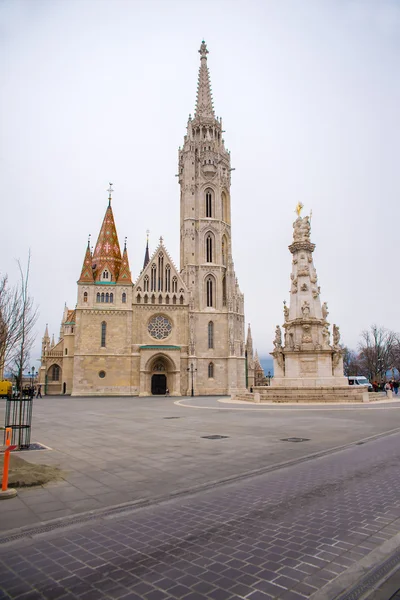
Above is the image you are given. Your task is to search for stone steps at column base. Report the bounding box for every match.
[233,387,367,403]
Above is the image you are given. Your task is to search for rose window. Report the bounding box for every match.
[148,315,172,340]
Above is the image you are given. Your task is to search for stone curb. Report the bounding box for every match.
[309,533,400,600]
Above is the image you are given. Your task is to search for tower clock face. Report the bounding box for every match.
[148,315,172,340]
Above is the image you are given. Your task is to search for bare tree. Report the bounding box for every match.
[0,276,23,379]
[342,346,362,377]
[358,325,396,382]
[6,252,39,394]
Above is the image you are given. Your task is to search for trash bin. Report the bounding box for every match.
[4,396,33,449]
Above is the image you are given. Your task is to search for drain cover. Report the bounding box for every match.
[164,417,181,419]
[281,437,310,443]
[18,442,50,451]
[202,435,229,440]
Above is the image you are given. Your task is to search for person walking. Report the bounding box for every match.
[384,382,391,395]
[393,381,399,395]
[36,384,42,398]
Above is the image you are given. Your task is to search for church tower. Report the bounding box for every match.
[178,41,245,394]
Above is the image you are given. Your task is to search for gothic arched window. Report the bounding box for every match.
[83,292,88,303]
[110,293,113,303]
[208,321,214,349]
[205,189,213,218]
[101,321,106,347]
[122,292,126,303]
[102,270,109,280]
[96,292,100,303]
[206,233,213,263]
[206,276,214,307]
[158,253,164,291]
[151,264,156,292]
[105,292,109,303]
[158,294,163,304]
[144,294,148,304]
[137,294,141,303]
[172,276,178,293]
[151,294,155,304]
[165,264,171,292]
[144,275,149,292]
[51,364,60,381]
[208,362,214,378]
[101,293,105,303]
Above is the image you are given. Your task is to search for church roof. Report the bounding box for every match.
[194,41,215,120]
[92,191,123,283]
[65,309,76,324]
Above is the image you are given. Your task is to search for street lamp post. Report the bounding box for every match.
[187,363,197,397]
[267,370,271,386]
[30,366,35,389]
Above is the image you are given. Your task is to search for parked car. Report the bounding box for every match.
[348,376,373,392]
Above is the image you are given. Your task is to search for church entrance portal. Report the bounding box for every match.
[151,374,167,395]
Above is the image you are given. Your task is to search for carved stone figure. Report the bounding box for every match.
[301,301,310,318]
[291,278,298,294]
[283,303,289,322]
[310,269,317,284]
[333,324,340,347]
[293,216,311,242]
[312,287,319,299]
[301,283,308,292]
[322,324,330,346]
[273,325,282,349]
[322,302,329,320]
[332,350,341,368]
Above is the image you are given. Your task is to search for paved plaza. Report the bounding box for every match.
[1,396,400,599]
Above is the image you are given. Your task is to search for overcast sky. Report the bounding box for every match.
[1,0,400,367]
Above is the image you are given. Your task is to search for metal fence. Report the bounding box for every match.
[4,396,33,449]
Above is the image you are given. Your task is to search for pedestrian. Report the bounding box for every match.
[393,381,399,395]
[36,384,42,398]
[165,387,169,397]
[384,382,391,395]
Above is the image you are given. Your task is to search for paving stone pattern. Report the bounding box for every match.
[1,433,400,600]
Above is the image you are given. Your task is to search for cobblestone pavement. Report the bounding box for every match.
[1,396,400,533]
[1,431,400,600]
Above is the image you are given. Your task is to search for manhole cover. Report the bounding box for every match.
[164,417,181,419]
[202,435,229,440]
[281,437,310,443]
[18,442,51,451]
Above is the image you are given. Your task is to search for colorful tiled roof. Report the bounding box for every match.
[92,205,122,282]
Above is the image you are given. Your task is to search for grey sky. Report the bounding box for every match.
[1,0,399,365]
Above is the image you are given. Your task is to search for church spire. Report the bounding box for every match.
[92,190,122,282]
[142,230,150,271]
[194,41,215,120]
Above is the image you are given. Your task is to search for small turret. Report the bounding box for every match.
[117,238,132,284]
[78,236,94,283]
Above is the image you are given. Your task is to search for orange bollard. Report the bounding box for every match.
[1,427,17,499]
[2,427,12,491]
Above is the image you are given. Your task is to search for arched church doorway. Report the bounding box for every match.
[151,359,168,395]
[151,374,167,395]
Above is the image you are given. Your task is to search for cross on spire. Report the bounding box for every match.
[107,182,114,206]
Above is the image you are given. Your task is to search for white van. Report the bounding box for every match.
[348,376,373,391]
